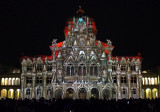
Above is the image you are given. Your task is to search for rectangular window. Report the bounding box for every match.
[122,89,126,94]
[26,77,32,84]
[131,66,136,71]
[121,65,126,71]
[121,76,126,83]
[112,76,117,83]
[132,89,136,94]
[47,76,52,84]
[112,65,116,71]
[27,65,32,71]
[36,77,42,84]
[131,76,137,83]
[37,65,43,72]
[47,63,52,71]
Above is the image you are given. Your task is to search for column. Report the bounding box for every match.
[32,75,36,98]
[43,75,47,98]
[128,74,131,98]
[117,75,122,99]
[139,76,142,98]
[137,75,139,98]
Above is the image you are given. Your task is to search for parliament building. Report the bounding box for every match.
[20,8,142,100]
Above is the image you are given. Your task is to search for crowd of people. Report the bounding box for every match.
[0,97,160,112]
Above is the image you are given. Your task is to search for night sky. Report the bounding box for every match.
[0,0,159,70]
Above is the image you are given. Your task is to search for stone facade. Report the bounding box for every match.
[21,9,142,100]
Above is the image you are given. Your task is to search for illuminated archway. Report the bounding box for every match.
[66,88,74,99]
[12,78,15,85]
[8,78,12,85]
[79,88,87,99]
[152,88,158,99]
[1,89,7,98]
[16,78,20,85]
[91,88,99,99]
[1,78,5,85]
[5,78,8,85]
[15,89,20,99]
[8,89,14,99]
[146,88,151,99]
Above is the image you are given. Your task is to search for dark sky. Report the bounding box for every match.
[0,0,159,70]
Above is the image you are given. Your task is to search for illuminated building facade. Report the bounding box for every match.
[0,69,21,99]
[21,8,142,100]
[142,66,160,99]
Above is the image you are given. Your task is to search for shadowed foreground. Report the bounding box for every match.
[0,98,159,112]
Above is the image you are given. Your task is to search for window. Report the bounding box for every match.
[83,66,86,76]
[78,66,82,76]
[131,76,137,83]
[47,63,52,71]
[71,66,74,76]
[26,77,32,84]
[121,76,126,83]
[131,65,135,71]
[67,66,70,76]
[27,65,32,71]
[112,65,116,71]
[37,65,43,72]
[113,89,116,95]
[36,77,42,84]
[122,89,126,94]
[26,89,30,95]
[47,76,52,84]
[90,66,93,76]
[132,89,136,94]
[94,66,98,76]
[112,76,117,83]
[37,89,41,95]
[47,89,51,95]
[121,65,126,71]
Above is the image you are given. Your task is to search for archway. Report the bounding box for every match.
[15,89,20,99]
[1,78,5,85]
[55,89,63,99]
[146,88,152,99]
[152,88,158,99]
[66,88,74,99]
[91,88,99,99]
[79,88,87,99]
[1,89,7,98]
[102,89,110,99]
[8,89,14,99]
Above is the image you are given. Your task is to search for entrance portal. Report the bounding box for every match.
[66,88,74,99]
[55,89,63,99]
[79,88,87,99]
[102,89,110,99]
[91,88,99,99]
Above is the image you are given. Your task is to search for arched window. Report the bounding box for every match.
[37,89,41,95]
[12,78,15,85]
[71,66,74,76]
[83,66,86,76]
[5,78,8,85]
[26,89,30,95]
[94,66,98,76]
[122,88,126,95]
[47,89,51,96]
[132,88,136,95]
[1,78,5,85]
[78,66,82,76]
[90,66,93,76]
[67,66,70,76]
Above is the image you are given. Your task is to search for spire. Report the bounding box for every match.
[77,6,84,16]
[73,40,78,46]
